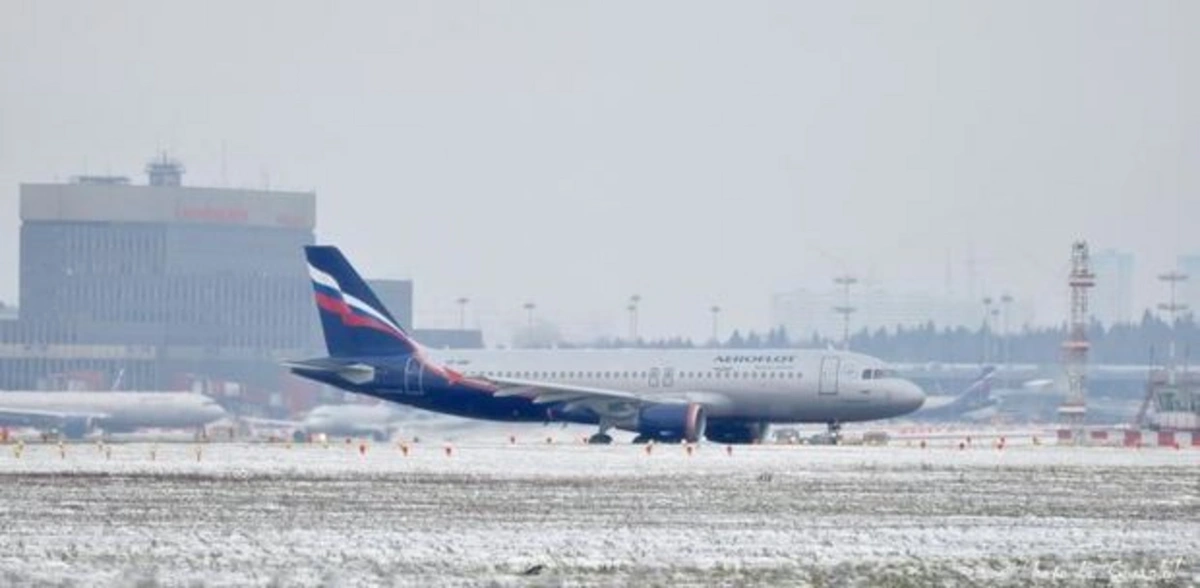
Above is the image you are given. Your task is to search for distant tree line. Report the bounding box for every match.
[565,311,1200,365]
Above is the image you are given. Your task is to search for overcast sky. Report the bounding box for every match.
[1,1,1196,343]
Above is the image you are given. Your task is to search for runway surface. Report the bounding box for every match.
[0,439,1195,586]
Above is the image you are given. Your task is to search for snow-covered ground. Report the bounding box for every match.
[0,439,1195,587]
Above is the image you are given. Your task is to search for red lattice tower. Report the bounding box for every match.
[1058,241,1094,442]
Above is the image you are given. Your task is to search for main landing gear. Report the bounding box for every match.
[587,421,614,445]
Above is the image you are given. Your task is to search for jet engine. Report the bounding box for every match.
[60,416,94,440]
[636,403,706,443]
[704,420,768,444]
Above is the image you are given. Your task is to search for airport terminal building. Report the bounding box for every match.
[0,156,483,413]
[0,159,324,411]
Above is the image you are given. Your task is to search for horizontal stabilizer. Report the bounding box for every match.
[283,359,377,385]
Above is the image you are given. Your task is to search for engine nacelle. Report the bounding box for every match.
[60,416,94,440]
[637,403,706,443]
[705,420,768,444]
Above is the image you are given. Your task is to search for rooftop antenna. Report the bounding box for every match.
[145,152,185,186]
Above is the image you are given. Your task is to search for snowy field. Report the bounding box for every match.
[0,439,1196,587]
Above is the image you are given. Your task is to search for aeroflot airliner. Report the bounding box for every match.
[285,246,926,444]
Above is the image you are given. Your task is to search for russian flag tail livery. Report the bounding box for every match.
[305,246,418,358]
[964,365,997,405]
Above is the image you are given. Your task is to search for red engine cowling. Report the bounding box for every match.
[637,403,706,442]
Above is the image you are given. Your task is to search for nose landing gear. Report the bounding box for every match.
[826,420,842,445]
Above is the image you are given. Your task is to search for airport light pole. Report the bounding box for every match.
[628,294,641,342]
[710,305,721,346]
[833,275,857,351]
[456,297,469,330]
[1000,293,1013,387]
[981,296,994,365]
[523,302,536,348]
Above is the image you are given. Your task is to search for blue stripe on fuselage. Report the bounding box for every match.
[290,361,599,426]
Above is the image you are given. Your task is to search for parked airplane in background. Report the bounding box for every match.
[988,379,1141,424]
[0,391,227,438]
[284,246,926,444]
[908,366,998,422]
[248,402,479,442]
[912,368,1142,425]
[299,403,402,441]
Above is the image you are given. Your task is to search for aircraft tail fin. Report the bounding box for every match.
[304,246,420,358]
[961,365,997,406]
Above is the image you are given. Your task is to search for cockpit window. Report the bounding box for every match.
[862,369,874,380]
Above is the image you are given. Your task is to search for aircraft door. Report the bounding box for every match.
[818,357,840,395]
[403,357,424,395]
[648,367,660,388]
[662,367,675,388]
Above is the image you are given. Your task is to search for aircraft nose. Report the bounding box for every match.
[894,380,926,414]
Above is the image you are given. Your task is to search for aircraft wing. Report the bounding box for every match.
[489,377,645,406]
[484,376,702,419]
[283,359,377,385]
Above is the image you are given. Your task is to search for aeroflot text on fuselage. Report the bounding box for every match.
[713,355,797,364]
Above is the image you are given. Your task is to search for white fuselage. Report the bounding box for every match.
[0,391,227,431]
[426,348,925,423]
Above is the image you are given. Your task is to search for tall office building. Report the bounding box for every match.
[1090,249,1135,325]
[0,156,320,395]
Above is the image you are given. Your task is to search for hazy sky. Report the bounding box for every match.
[1,1,1197,344]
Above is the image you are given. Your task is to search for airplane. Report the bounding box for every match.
[296,403,403,441]
[245,401,473,442]
[987,379,1142,425]
[284,246,926,444]
[0,391,228,439]
[907,366,998,422]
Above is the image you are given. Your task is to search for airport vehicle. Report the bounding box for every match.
[285,246,926,444]
[0,391,227,438]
